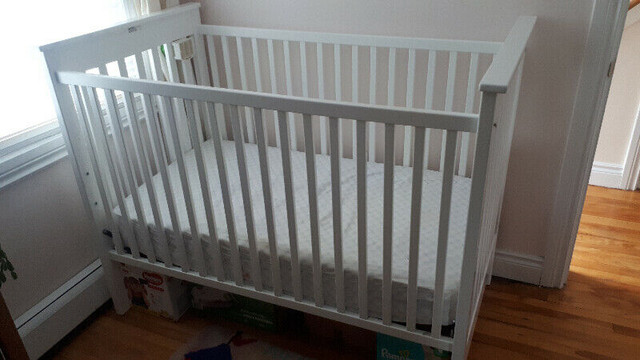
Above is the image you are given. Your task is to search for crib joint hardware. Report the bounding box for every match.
[102,229,113,238]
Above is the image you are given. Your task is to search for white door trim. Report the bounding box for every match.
[621,105,640,190]
[541,0,628,288]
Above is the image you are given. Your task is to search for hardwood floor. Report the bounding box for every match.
[469,186,640,359]
[48,186,640,359]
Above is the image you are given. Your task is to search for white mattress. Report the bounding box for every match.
[115,139,471,325]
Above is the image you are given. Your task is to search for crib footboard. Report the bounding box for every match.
[451,17,533,359]
[41,4,534,359]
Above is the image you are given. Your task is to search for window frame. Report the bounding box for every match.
[0,0,131,190]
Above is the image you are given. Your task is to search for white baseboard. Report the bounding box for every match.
[14,260,109,359]
[492,250,544,285]
[589,161,624,188]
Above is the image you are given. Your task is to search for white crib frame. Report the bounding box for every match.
[41,4,534,358]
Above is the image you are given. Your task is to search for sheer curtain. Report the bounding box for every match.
[0,0,127,140]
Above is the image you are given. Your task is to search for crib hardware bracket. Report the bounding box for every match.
[102,229,113,238]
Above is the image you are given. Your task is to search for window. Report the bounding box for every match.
[0,0,126,139]
[0,0,126,188]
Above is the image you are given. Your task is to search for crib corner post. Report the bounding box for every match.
[451,91,498,360]
[40,51,125,313]
[102,256,132,315]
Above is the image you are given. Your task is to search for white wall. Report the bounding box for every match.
[190,0,594,259]
[593,19,640,167]
[0,158,97,319]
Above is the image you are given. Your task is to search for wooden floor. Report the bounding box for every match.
[48,186,640,359]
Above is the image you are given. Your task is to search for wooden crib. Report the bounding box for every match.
[41,4,534,358]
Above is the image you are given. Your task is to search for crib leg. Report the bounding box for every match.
[101,258,131,315]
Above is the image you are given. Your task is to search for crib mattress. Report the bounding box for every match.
[114,138,471,325]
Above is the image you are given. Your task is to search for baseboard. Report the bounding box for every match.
[589,161,624,188]
[492,250,544,285]
[14,260,109,359]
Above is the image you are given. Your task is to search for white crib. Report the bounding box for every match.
[41,4,534,358]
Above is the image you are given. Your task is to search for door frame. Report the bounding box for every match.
[621,105,640,190]
[541,0,628,288]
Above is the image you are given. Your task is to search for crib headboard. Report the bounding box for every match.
[38,4,204,258]
[40,4,202,72]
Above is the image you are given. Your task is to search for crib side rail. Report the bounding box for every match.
[200,25,502,54]
[56,68,481,351]
[199,24,500,176]
[57,72,479,132]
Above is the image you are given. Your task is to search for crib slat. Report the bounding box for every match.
[103,88,145,260]
[148,48,175,160]
[236,37,256,143]
[278,110,303,300]
[161,96,207,276]
[117,59,160,263]
[99,65,148,260]
[251,38,263,92]
[329,116,345,312]
[432,130,458,337]
[72,86,124,255]
[283,41,298,152]
[403,49,416,167]
[205,102,244,285]
[459,53,479,177]
[406,126,426,331]
[445,52,458,112]
[382,123,395,325]
[84,87,136,256]
[387,48,396,107]
[425,51,436,109]
[267,39,281,148]
[441,52,458,171]
[207,36,222,87]
[230,105,263,291]
[352,45,358,158]
[317,43,328,155]
[184,100,225,280]
[369,47,377,161]
[140,92,188,271]
[164,43,192,150]
[334,44,342,102]
[221,36,235,89]
[334,45,342,157]
[205,35,228,139]
[194,34,210,87]
[300,41,309,98]
[253,108,282,295]
[356,120,368,319]
[423,50,437,170]
[303,114,323,306]
[136,50,184,267]
[132,61,175,266]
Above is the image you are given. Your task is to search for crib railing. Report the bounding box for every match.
[58,70,477,342]
[197,25,501,178]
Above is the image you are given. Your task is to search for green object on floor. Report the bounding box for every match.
[192,287,279,331]
[376,333,451,360]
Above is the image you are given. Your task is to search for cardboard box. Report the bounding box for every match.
[191,286,281,331]
[119,263,190,321]
[377,333,451,360]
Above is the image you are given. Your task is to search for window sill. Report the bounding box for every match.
[0,121,68,190]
